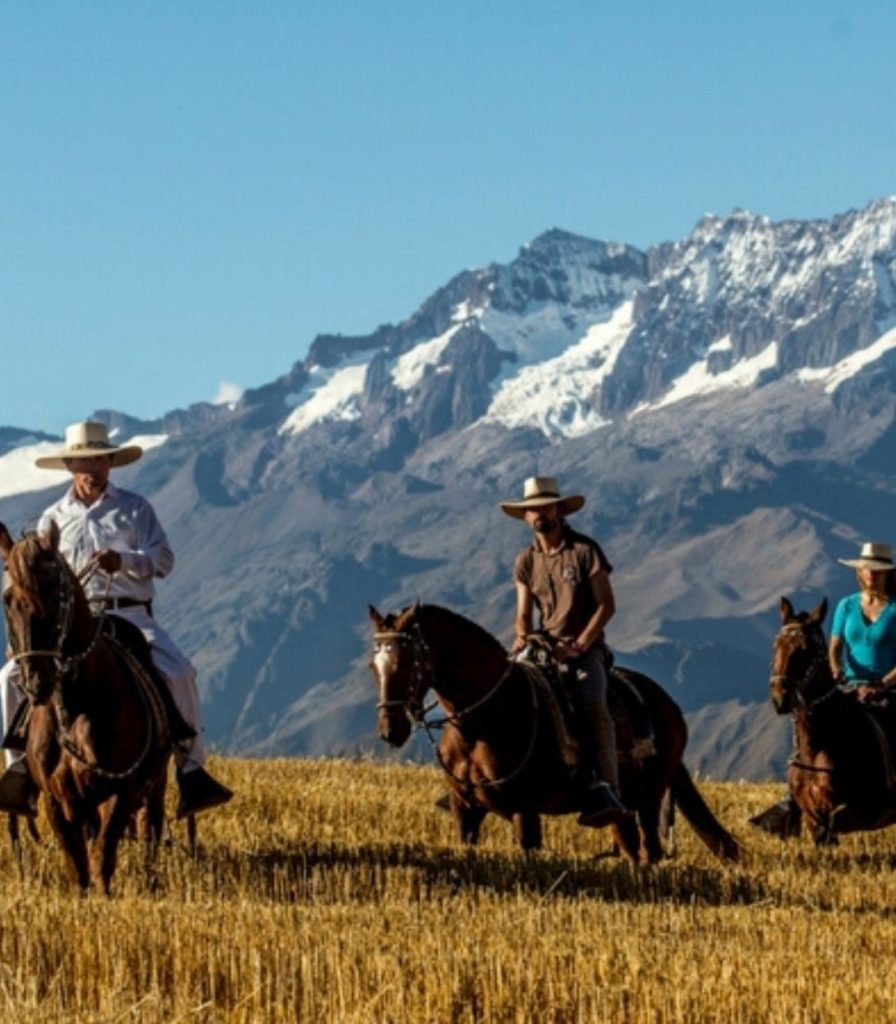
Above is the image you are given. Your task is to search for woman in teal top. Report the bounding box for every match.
[830,541,896,703]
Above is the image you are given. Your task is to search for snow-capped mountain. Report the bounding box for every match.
[2,197,896,780]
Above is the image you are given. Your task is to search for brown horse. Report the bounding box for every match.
[0,522,172,892]
[769,596,896,843]
[368,603,739,862]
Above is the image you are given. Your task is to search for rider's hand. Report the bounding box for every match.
[554,640,583,663]
[857,682,883,703]
[510,635,528,654]
[92,549,122,574]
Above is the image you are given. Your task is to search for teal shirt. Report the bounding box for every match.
[831,594,896,683]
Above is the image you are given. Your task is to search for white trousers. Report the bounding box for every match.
[1,606,206,772]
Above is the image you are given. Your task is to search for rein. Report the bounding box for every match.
[55,637,165,781]
[5,551,160,780]
[9,559,109,684]
[771,621,833,712]
[373,623,542,790]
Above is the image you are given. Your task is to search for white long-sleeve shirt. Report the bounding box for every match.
[37,481,174,603]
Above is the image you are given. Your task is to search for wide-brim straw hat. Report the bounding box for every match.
[838,541,896,571]
[500,476,585,520]
[34,421,143,470]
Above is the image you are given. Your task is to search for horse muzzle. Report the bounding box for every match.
[769,676,793,715]
[377,705,412,748]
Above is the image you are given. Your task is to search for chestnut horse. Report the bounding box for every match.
[769,596,896,843]
[0,522,172,892]
[369,603,738,862]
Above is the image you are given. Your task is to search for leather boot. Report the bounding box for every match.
[749,795,802,838]
[578,780,631,828]
[176,767,233,818]
[575,699,632,828]
[0,766,38,817]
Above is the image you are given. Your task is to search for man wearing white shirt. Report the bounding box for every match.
[0,421,232,818]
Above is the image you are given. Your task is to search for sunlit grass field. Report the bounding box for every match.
[2,755,896,1022]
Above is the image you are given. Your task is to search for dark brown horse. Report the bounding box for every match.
[0,522,172,892]
[769,596,896,843]
[368,603,738,862]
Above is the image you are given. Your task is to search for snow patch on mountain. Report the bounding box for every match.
[482,301,635,438]
[631,341,779,417]
[797,325,896,393]
[0,434,169,501]
[392,324,463,391]
[279,363,368,436]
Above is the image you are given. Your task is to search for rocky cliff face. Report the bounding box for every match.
[3,197,896,780]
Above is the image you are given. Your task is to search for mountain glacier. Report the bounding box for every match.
[2,196,896,780]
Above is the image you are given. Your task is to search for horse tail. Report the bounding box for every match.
[671,763,739,862]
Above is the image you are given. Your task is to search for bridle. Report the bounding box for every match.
[6,554,108,700]
[772,619,844,776]
[372,620,541,789]
[373,624,434,724]
[770,620,834,712]
[4,549,160,781]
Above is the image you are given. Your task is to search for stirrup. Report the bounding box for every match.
[577,781,632,829]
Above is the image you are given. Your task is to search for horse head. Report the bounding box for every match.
[0,520,77,704]
[770,596,830,714]
[368,603,431,748]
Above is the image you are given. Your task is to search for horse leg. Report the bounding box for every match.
[46,800,90,890]
[451,791,487,845]
[7,814,20,853]
[186,813,197,855]
[611,815,642,862]
[630,766,670,864]
[635,795,666,864]
[90,795,131,896]
[512,812,542,852]
[659,788,676,854]
[140,774,168,887]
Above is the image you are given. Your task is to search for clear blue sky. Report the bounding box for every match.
[2,1,894,433]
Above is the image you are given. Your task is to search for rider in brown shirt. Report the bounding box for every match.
[502,476,630,828]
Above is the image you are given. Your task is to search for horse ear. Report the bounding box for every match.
[368,605,386,630]
[0,523,13,560]
[780,597,795,623]
[39,519,60,552]
[810,597,828,625]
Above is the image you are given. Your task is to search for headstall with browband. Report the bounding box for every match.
[770,621,834,709]
[6,555,108,696]
[372,621,541,790]
[4,550,163,780]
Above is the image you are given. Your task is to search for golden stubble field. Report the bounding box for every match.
[2,756,896,1023]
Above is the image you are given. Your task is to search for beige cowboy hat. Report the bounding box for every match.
[838,541,896,571]
[34,421,143,470]
[500,476,585,520]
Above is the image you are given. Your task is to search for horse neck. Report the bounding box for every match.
[61,574,98,658]
[417,610,508,713]
[796,687,854,761]
[802,660,836,706]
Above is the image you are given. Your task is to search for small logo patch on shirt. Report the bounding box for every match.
[562,566,578,582]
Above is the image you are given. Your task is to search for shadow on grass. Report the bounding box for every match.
[177,839,771,908]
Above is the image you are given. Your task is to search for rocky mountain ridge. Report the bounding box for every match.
[2,196,896,780]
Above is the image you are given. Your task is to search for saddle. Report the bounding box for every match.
[516,639,656,769]
[2,614,195,752]
[853,693,896,796]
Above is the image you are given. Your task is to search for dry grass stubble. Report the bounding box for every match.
[1,758,896,1022]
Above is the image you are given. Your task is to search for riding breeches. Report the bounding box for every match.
[0,607,206,772]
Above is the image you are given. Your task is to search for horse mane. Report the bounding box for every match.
[396,603,507,658]
[5,533,47,616]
